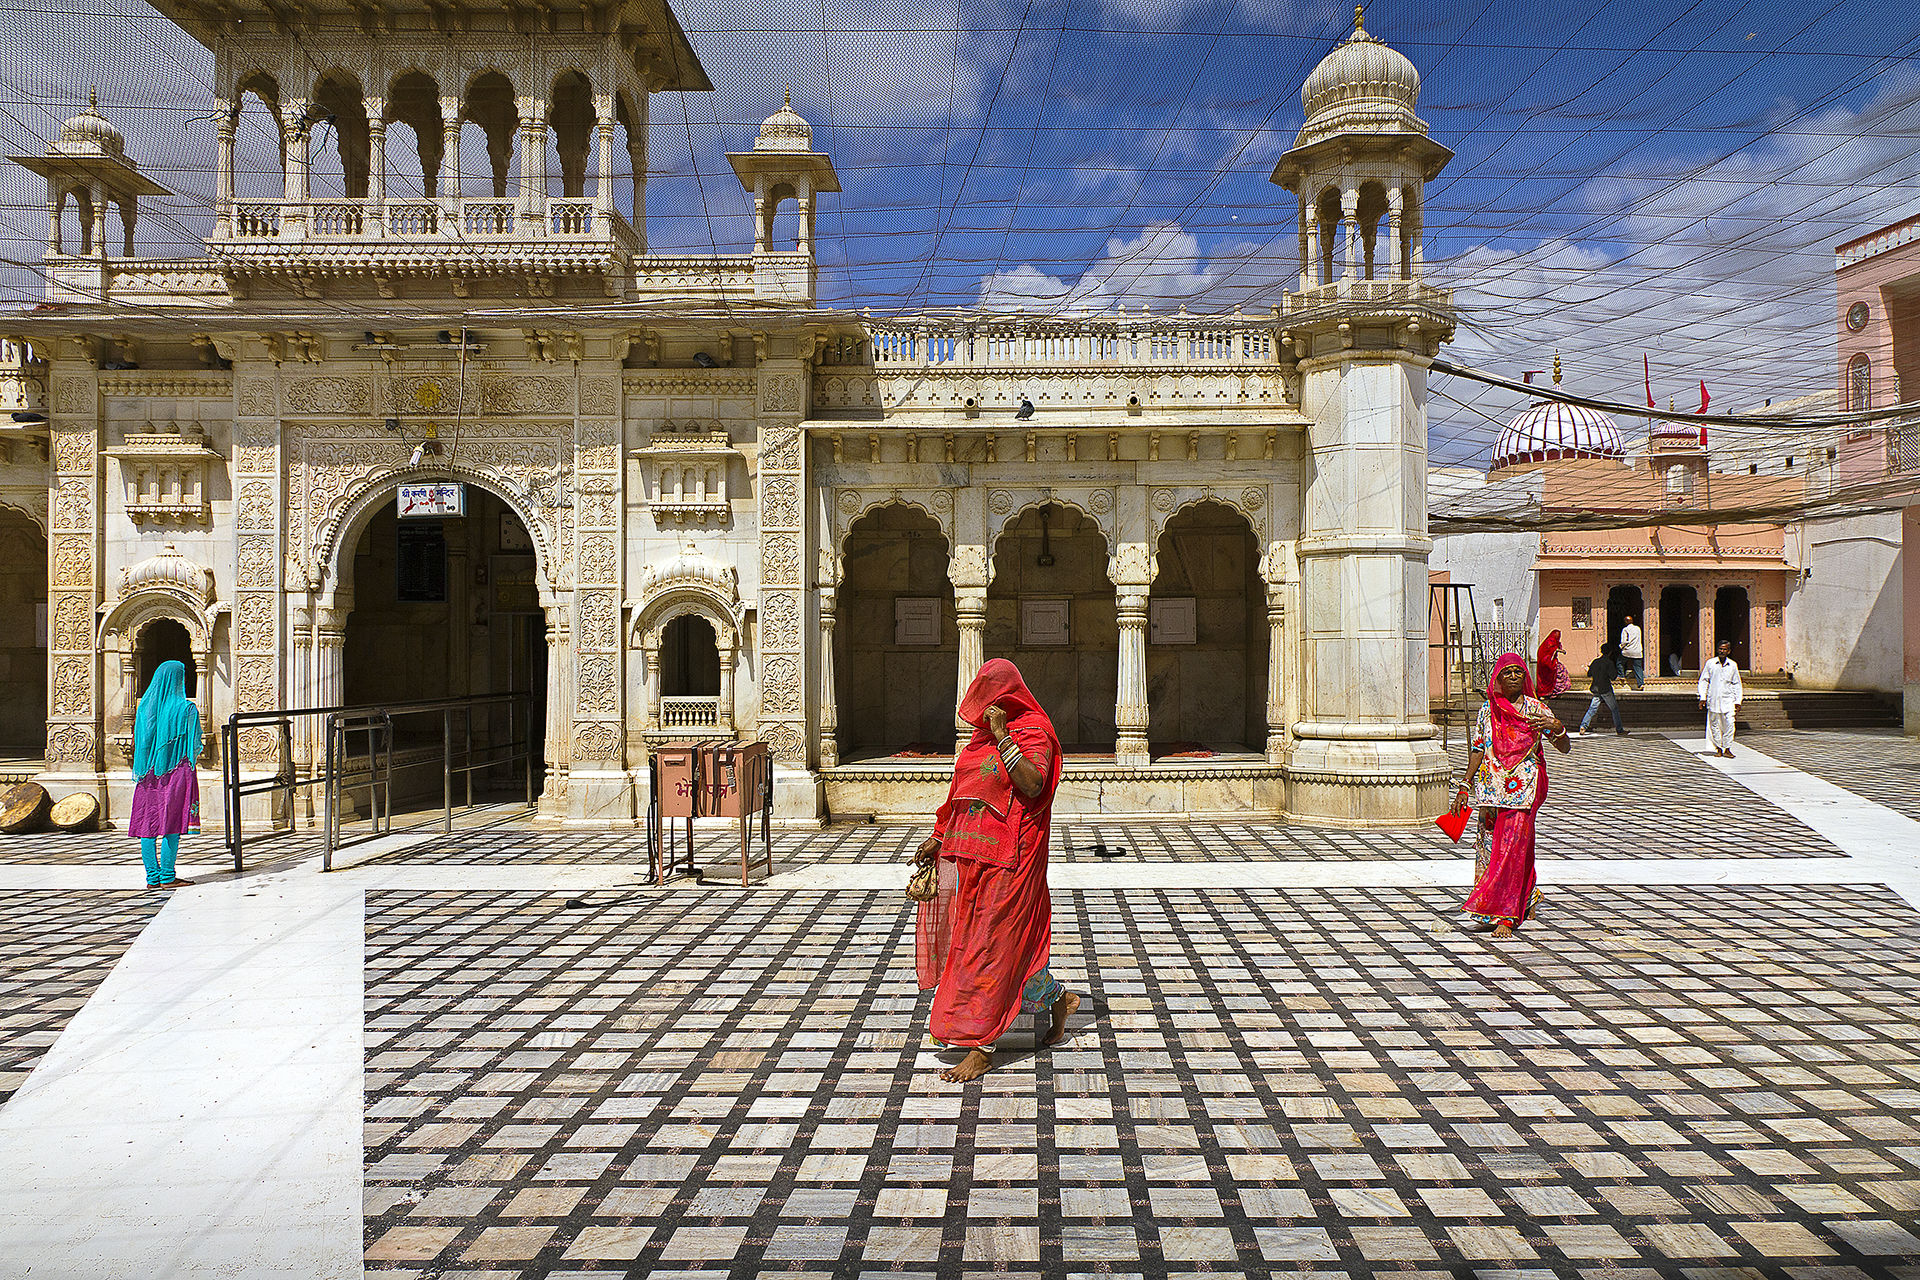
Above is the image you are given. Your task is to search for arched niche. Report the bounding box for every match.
[834,503,957,760]
[1148,500,1268,753]
[629,548,741,735]
[99,547,224,765]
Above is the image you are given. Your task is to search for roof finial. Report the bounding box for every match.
[1552,351,1561,386]
[1353,4,1366,34]
[89,86,98,110]
[783,86,791,110]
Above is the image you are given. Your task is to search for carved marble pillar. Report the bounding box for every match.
[717,645,736,733]
[291,602,315,817]
[752,361,813,816]
[88,182,107,259]
[1114,588,1150,766]
[46,184,60,254]
[1265,582,1288,763]
[282,101,310,232]
[366,107,387,213]
[518,114,545,223]
[1340,187,1359,282]
[540,606,572,814]
[639,642,661,730]
[1385,186,1403,281]
[230,411,284,771]
[214,108,235,237]
[568,382,628,820]
[44,363,103,794]
[1303,198,1319,289]
[440,101,461,198]
[953,585,987,750]
[593,100,616,217]
[817,586,838,768]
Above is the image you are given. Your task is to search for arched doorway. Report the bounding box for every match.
[340,487,547,793]
[1714,586,1751,669]
[989,504,1115,751]
[0,510,46,756]
[1606,584,1643,658]
[659,616,720,729]
[1659,584,1699,675]
[835,504,956,759]
[1150,502,1267,754]
[137,619,196,697]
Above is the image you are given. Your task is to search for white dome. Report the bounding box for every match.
[755,91,813,153]
[57,90,125,157]
[1296,8,1425,145]
[1492,401,1625,469]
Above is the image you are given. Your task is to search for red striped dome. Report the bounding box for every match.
[1492,401,1625,469]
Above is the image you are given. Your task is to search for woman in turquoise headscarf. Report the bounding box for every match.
[129,659,200,888]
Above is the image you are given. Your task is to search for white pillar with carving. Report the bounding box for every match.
[717,643,736,734]
[1114,587,1150,766]
[214,105,235,237]
[817,585,838,768]
[953,584,988,750]
[593,99,616,217]
[1264,580,1288,763]
[540,604,571,815]
[1340,186,1359,281]
[1385,186,1403,280]
[366,101,387,219]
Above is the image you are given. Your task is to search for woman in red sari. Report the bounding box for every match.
[915,659,1079,1082]
[1455,652,1569,935]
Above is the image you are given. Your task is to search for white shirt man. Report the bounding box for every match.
[1697,642,1743,757]
[1617,618,1644,689]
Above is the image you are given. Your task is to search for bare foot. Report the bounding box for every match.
[1046,991,1081,1046]
[158,878,194,888]
[1492,922,1514,937]
[941,1049,993,1083]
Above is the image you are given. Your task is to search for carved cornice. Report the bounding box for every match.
[97,374,232,397]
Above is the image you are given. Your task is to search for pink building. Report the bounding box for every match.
[1493,404,1797,679]
[1834,216,1920,731]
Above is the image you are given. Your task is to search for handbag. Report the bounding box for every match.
[906,859,938,903]
[1434,803,1470,843]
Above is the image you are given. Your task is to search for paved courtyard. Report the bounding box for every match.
[1,730,1918,1278]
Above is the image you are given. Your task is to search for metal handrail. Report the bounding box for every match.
[221,691,536,872]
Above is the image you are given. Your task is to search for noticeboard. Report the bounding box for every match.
[398,482,465,518]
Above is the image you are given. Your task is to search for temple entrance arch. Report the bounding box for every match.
[1714,586,1751,669]
[1659,583,1699,674]
[1149,501,1268,754]
[328,484,549,795]
[0,508,47,755]
[834,504,957,760]
[989,504,1115,751]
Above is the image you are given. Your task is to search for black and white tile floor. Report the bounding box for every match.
[0,731,1917,1278]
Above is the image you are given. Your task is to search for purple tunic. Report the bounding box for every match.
[128,761,199,838]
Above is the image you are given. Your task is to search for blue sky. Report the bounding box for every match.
[3,0,1919,459]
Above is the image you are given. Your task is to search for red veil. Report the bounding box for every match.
[1535,630,1571,697]
[1487,651,1543,771]
[916,659,1061,1048]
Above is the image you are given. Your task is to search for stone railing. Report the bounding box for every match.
[216,197,640,254]
[659,696,720,729]
[858,314,1283,370]
[1837,214,1920,269]
[629,255,757,302]
[1279,279,1454,314]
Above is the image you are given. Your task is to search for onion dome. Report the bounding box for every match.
[1492,401,1626,470]
[57,88,125,158]
[121,544,215,604]
[1295,6,1425,146]
[754,90,813,153]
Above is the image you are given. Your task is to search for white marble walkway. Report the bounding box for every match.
[1,737,1916,1277]
[0,867,364,1279]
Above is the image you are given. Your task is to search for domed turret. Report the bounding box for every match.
[1491,361,1625,470]
[55,89,128,159]
[754,90,813,153]
[1296,6,1425,147]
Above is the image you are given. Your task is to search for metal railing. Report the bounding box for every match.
[220,691,536,872]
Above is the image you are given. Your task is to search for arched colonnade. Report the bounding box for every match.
[823,492,1289,768]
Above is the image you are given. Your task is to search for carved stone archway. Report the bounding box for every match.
[628,545,741,735]
[98,544,225,764]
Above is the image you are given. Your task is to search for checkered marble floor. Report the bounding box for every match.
[0,891,165,1103]
[1744,730,1920,823]
[362,885,1920,1278]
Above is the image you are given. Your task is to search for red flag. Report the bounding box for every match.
[1644,354,1655,409]
[1697,380,1709,446]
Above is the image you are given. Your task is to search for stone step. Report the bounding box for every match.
[1542,690,1902,731]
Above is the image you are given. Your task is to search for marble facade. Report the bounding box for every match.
[2,3,1456,825]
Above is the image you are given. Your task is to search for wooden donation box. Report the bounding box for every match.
[646,740,773,886]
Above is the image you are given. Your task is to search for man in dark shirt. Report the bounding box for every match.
[1577,642,1628,736]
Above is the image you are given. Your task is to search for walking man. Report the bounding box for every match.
[1617,615,1644,690]
[1698,639,1743,758]
[1577,642,1627,736]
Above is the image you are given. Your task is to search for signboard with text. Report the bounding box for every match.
[397,482,465,518]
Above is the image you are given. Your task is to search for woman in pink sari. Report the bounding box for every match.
[1455,652,1569,935]
[914,659,1079,1082]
